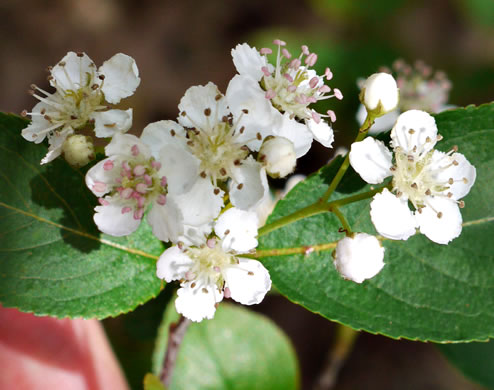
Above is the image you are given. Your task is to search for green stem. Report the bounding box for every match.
[258,185,388,238]
[320,113,374,204]
[258,112,381,238]
[258,201,327,237]
[314,324,359,390]
[330,206,352,235]
[327,185,389,209]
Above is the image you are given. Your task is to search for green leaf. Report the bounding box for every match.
[144,373,167,390]
[0,113,163,318]
[438,340,494,389]
[258,103,494,342]
[152,303,300,390]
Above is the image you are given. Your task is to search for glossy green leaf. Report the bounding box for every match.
[0,113,163,318]
[438,340,494,389]
[258,104,494,342]
[152,303,300,390]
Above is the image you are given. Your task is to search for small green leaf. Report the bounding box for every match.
[438,341,494,389]
[258,103,494,342]
[0,113,163,318]
[152,303,300,390]
[144,373,167,390]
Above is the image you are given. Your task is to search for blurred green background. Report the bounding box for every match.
[1,0,493,388]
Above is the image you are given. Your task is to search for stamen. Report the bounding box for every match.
[157,194,167,205]
[103,160,114,170]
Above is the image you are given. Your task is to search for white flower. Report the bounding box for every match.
[21,51,140,164]
[333,233,385,283]
[86,132,224,242]
[349,110,476,244]
[226,40,342,157]
[140,82,269,211]
[356,59,452,134]
[156,208,271,322]
[258,136,296,178]
[360,73,398,115]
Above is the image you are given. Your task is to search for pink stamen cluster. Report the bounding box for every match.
[258,39,343,123]
[96,144,167,220]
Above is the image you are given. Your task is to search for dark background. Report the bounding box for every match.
[2,0,493,388]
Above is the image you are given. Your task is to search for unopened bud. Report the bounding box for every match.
[333,233,385,283]
[62,134,95,167]
[360,73,399,116]
[258,136,296,178]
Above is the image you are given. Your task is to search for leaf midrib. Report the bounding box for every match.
[0,201,158,261]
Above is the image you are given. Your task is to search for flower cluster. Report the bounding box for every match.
[22,52,140,165]
[18,41,343,321]
[21,43,476,316]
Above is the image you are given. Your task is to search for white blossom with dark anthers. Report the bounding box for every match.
[156,207,271,322]
[21,51,140,164]
[226,40,342,157]
[333,233,385,283]
[140,82,269,211]
[349,110,476,244]
[86,132,223,242]
[356,59,453,134]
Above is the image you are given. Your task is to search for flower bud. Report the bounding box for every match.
[258,136,296,178]
[333,233,385,283]
[360,73,399,117]
[62,134,95,167]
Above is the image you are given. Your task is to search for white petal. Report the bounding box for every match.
[178,222,214,247]
[140,120,187,158]
[21,102,53,143]
[91,108,133,138]
[174,178,224,226]
[93,200,141,236]
[41,128,73,165]
[105,133,150,158]
[175,281,223,322]
[158,144,200,195]
[231,43,266,81]
[349,137,393,184]
[333,233,385,283]
[226,75,275,151]
[229,157,269,210]
[307,118,334,148]
[273,113,313,158]
[391,110,438,154]
[85,156,122,196]
[156,246,194,282]
[50,52,95,91]
[177,82,229,130]
[370,189,418,240]
[430,151,476,200]
[99,53,140,104]
[215,208,258,253]
[223,259,271,305]
[147,197,184,242]
[416,197,462,244]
